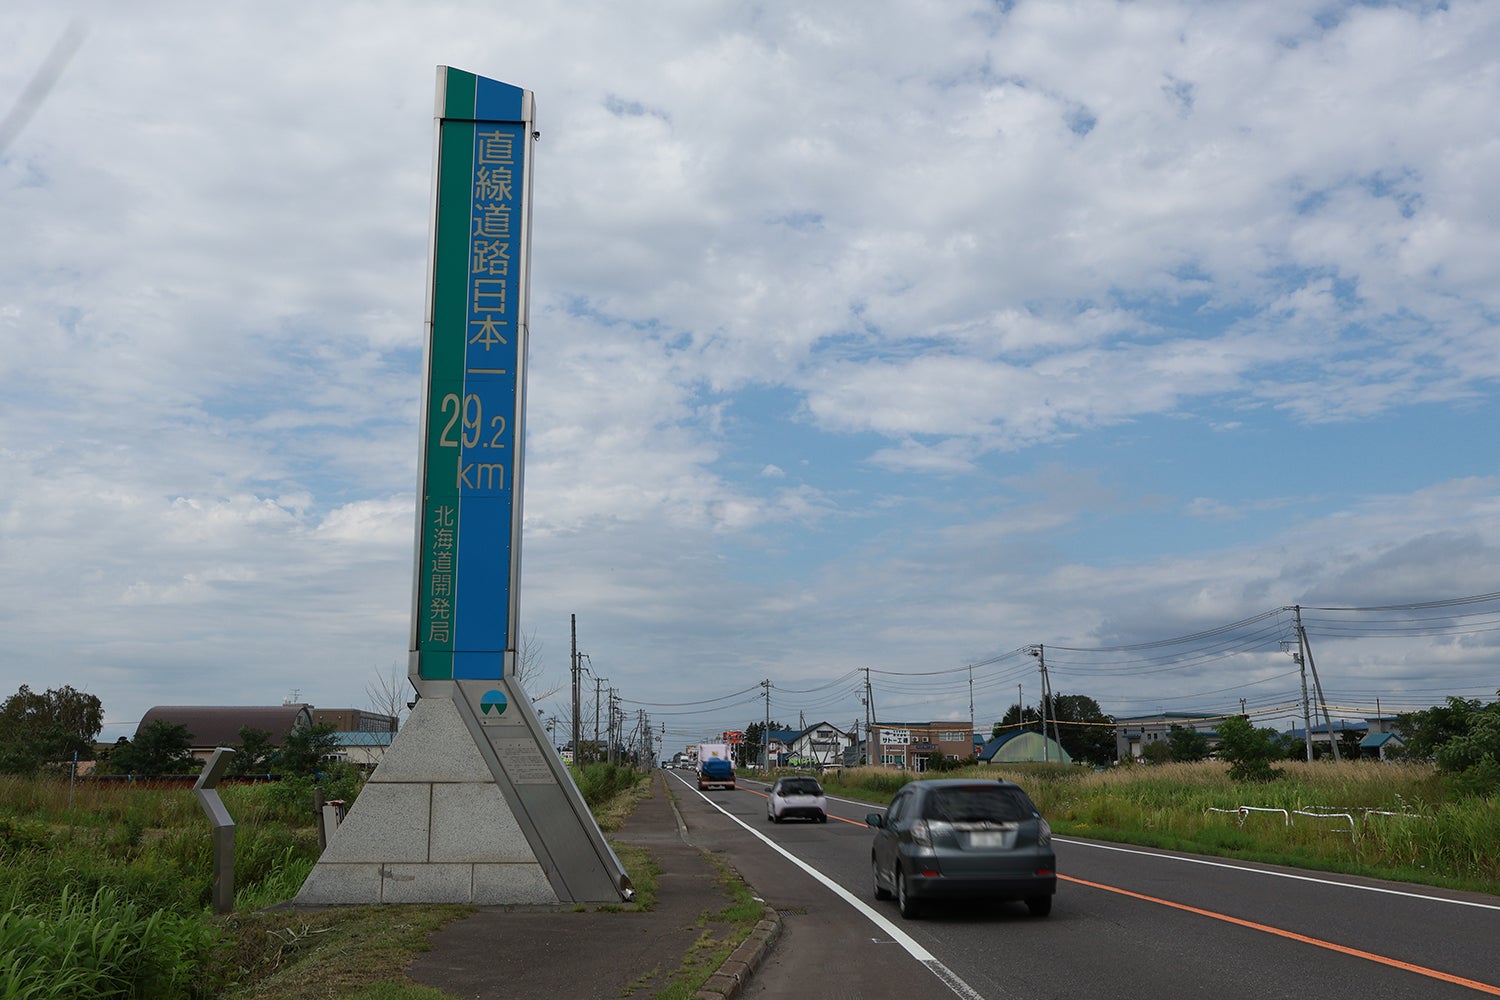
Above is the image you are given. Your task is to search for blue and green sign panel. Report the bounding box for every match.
[412,68,535,681]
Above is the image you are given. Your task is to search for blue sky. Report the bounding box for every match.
[3,1,1499,751]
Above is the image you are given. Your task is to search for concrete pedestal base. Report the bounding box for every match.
[295,696,559,905]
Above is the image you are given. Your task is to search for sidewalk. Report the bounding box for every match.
[406,770,778,1000]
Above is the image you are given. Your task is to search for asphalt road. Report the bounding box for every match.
[666,769,1500,1000]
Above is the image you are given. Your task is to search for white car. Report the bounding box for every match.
[767,776,828,823]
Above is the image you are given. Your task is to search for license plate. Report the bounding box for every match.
[967,832,1005,848]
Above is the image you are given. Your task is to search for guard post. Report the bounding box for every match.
[193,746,236,914]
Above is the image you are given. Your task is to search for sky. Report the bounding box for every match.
[3,0,1499,751]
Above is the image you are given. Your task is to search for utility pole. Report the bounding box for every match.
[761,679,772,770]
[1044,646,1064,752]
[968,664,975,735]
[594,676,604,759]
[796,710,807,768]
[1285,635,1314,762]
[570,614,581,761]
[606,688,618,765]
[614,690,622,765]
[864,668,874,766]
[1030,645,1050,763]
[638,710,647,769]
[1295,606,1340,762]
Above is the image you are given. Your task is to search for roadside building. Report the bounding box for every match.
[786,722,853,770]
[765,728,802,766]
[1289,717,1405,757]
[869,720,973,771]
[328,730,397,770]
[310,708,398,733]
[133,704,400,770]
[1114,711,1223,762]
[842,739,868,768]
[136,704,315,764]
[1360,731,1406,760]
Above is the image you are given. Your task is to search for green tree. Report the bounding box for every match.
[228,726,278,774]
[0,685,105,774]
[739,720,788,769]
[1141,741,1173,765]
[108,720,198,775]
[573,739,605,766]
[1216,715,1285,783]
[1167,725,1211,763]
[276,722,344,777]
[924,750,963,773]
[1404,692,1500,794]
[994,704,1042,739]
[1397,694,1500,762]
[1046,694,1118,767]
[996,695,1116,765]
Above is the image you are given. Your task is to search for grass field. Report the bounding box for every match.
[4,757,1495,998]
[0,764,655,999]
[822,759,1500,894]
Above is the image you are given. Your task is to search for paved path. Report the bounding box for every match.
[407,770,766,999]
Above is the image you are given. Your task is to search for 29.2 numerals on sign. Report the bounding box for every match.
[439,392,507,449]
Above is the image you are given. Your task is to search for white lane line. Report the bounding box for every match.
[1057,837,1500,911]
[668,772,987,1000]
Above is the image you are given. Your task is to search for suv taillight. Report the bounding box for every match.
[1038,818,1052,847]
[910,819,932,846]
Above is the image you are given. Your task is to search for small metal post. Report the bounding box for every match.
[313,786,327,850]
[192,747,236,915]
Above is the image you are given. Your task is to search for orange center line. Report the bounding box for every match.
[1061,874,1500,996]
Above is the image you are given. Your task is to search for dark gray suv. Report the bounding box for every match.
[866,778,1056,919]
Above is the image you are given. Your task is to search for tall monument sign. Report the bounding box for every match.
[296,67,630,906]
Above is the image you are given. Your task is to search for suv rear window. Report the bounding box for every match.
[922,786,1032,823]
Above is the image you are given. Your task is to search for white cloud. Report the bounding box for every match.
[3,1,1499,739]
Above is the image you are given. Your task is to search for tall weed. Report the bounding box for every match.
[572,762,645,807]
[0,886,219,1000]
